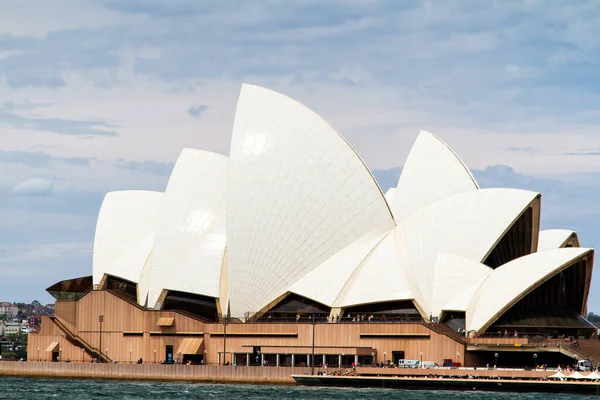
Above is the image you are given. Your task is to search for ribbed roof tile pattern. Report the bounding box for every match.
[226,84,395,316]
[93,190,163,286]
[146,149,228,307]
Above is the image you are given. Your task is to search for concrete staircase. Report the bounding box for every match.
[50,316,112,363]
[564,339,600,366]
[422,322,466,344]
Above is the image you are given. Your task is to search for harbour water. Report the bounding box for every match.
[0,378,596,400]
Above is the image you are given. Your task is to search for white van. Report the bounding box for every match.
[578,360,592,371]
[399,359,420,368]
[420,361,439,369]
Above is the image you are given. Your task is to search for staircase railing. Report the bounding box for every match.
[422,322,466,344]
[51,316,112,363]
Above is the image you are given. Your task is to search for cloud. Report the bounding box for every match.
[561,150,600,156]
[0,241,91,264]
[0,150,93,167]
[12,178,53,196]
[187,104,208,118]
[114,158,174,176]
[0,108,118,137]
[1,0,600,306]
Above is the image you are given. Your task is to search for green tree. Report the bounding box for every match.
[587,312,600,322]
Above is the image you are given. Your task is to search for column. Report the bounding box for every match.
[261,353,264,367]
[354,354,359,366]
[246,353,250,366]
[322,355,326,366]
[276,354,280,367]
[307,354,310,366]
[291,354,295,367]
[232,352,236,366]
[338,355,342,368]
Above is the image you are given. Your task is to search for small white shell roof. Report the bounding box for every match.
[402,188,540,313]
[92,190,163,286]
[392,130,479,221]
[384,187,396,205]
[227,84,395,317]
[146,149,228,308]
[538,229,578,251]
[466,247,593,333]
[335,230,414,308]
[431,253,492,316]
[288,225,389,307]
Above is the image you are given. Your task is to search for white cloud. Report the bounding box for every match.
[12,178,53,195]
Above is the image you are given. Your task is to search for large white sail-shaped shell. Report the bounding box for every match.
[227,84,395,317]
[392,130,479,220]
[146,149,228,308]
[92,190,163,287]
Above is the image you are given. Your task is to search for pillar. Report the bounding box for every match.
[276,354,280,367]
[338,355,342,368]
[354,354,358,366]
[261,353,264,367]
[232,352,236,365]
[246,353,250,366]
[291,354,295,367]
[307,354,310,366]
[322,355,326,366]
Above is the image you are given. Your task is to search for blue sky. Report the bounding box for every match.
[1,1,600,307]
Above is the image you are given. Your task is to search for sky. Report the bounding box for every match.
[1,0,600,307]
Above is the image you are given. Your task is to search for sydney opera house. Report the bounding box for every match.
[30,84,595,368]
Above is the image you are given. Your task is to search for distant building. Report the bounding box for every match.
[28,315,42,328]
[0,302,17,319]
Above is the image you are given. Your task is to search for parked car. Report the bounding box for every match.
[398,359,420,368]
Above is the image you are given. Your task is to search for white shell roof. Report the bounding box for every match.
[466,247,594,333]
[146,149,228,308]
[87,83,594,329]
[226,84,395,317]
[538,229,578,251]
[288,225,390,307]
[335,230,414,308]
[431,253,492,316]
[92,190,163,286]
[401,188,540,314]
[392,130,479,221]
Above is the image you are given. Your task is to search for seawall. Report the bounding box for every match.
[0,362,312,384]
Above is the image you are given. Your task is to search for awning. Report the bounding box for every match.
[176,338,204,355]
[45,342,59,352]
[156,317,175,327]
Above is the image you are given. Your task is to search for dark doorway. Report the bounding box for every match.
[52,351,59,362]
[392,351,405,364]
[182,354,203,365]
[165,345,173,363]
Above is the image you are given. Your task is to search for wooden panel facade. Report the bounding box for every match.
[30,290,465,366]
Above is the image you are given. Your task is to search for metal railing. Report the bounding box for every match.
[235,313,424,324]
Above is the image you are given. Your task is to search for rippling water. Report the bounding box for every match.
[0,378,596,399]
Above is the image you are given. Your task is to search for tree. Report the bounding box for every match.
[587,312,600,322]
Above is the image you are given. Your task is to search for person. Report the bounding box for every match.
[296,314,300,323]
[56,355,60,362]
